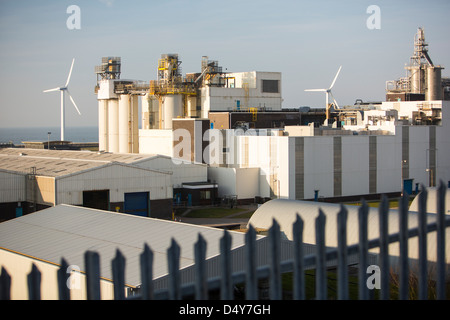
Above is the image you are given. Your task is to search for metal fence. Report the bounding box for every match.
[0,183,449,300]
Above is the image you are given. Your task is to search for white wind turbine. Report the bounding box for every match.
[305,66,342,113]
[43,58,81,141]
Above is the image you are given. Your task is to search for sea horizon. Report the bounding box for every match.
[0,126,99,144]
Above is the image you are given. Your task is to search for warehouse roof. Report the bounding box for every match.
[0,148,184,177]
[0,205,248,288]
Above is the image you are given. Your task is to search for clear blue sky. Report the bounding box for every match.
[0,0,449,128]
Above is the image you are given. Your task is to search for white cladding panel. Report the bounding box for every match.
[139,129,173,156]
[341,136,369,196]
[56,164,171,204]
[0,170,26,203]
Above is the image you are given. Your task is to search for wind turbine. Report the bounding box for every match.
[305,66,342,119]
[43,58,81,141]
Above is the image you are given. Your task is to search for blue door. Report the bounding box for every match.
[124,192,150,217]
[403,179,413,196]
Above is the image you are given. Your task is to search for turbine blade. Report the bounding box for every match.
[65,58,75,87]
[43,87,60,93]
[329,91,339,109]
[304,89,327,92]
[66,89,81,115]
[329,66,342,90]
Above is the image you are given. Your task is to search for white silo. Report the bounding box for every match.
[118,94,139,153]
[426,66,443,101]
[98,99,109,151]
[161,94,183,129]
[186,95,197,118]
[108,99,119,153]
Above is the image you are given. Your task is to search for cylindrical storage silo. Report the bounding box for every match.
[98,99,109,152]
[426,66,443,101]
[108,99,119,153]
[409,66,424,94]
[118,94,130,153]
[186,95,197,118]
[162,94,183,129]
[130,94,139,153]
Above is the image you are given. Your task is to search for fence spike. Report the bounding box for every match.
[337,204,348,300]
[140,243,154,300]
[399,192,409,300]
[379,195,390,300]
[315,209,327,300]
[269,219,282,300]
[195,233,208,300]
[27,264,41,300]
[245,224,257,300]
[112,248,126,300]
[358,199,369,300]
[220,230,233,300]
[0,267,11,300]
[436,180,446,300]
[85,250,101,300]
[418,186,428,300]
[57,258,71,300]
[293,214,305,300]
[168,238,181,300]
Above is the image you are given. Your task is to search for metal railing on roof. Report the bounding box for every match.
[0,182,449,300]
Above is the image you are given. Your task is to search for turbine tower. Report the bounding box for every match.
[305,66,342,120]
[43,58,81,141]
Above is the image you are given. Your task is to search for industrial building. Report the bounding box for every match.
[91,28,449,205]
[0,148,208,221]
[0,204,252,299]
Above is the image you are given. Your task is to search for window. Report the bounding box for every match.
[262,79,279,93]
[200,190,211,200]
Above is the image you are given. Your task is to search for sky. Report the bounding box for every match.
[0,0,449,129]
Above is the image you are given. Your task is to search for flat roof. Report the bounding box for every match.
[0,205,248,287]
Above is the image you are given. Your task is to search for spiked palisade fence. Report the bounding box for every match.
[0,182,449,300]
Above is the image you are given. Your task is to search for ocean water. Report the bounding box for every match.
[0,126,98,145]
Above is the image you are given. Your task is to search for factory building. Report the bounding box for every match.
[0,204,252,299]
[0,148,208,221]
[93,27,449,204]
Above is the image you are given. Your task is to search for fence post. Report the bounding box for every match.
[293,214,305,300]
[337,205,348,300]
[140,244,154,300]
[0,267,11,300]
[220,230,233,300]
[358,200,369,300]
[269,219,282,300]
[378,195,390,300]
[57,258,71,300]
[85,251,101,300]
[168,238,181,300]
[418,186,428,300]
[112,249,126,300]
[399,193,409,300]
[315,209,327,300]
[245,225,257,300]
[436,181,446,300]
[195,233,208,300]
[27,264,41,300]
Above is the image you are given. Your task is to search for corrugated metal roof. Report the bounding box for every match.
[0,148,173,177]
[0,205,248,287]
